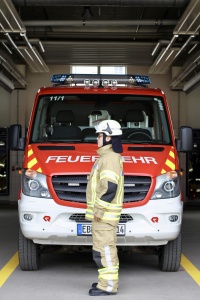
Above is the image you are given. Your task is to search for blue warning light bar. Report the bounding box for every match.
[51,74,151,86]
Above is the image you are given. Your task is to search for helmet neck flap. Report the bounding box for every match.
[102,133,123,153]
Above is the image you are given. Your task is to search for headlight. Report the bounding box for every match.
[151,171,180,200]
[22,169,52,198]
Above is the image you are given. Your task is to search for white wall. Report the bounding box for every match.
[0,65,195,204]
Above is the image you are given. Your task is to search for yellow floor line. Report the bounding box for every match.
[0,252,19,288]
[0,252,199,288]
[181,254,200,286]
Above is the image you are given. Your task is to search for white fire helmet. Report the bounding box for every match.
[95,120,122,136]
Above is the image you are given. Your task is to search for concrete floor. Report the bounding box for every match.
[0,203,200,300]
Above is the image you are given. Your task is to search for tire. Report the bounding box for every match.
[18,227,40,271]
[159,231,182,272]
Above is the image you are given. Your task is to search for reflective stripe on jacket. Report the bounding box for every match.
[85,144,124,226]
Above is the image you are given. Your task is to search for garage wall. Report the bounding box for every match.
[0,87,11,126]
[0,65,192,204]
[186,86,200,128]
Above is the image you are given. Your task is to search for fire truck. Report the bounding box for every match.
[9,74,192,272]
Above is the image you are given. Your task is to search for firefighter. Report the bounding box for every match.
[86,120,124,296]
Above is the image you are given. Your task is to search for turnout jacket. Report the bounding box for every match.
[85,144,124,226]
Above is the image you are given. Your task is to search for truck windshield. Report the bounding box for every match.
[30,94,172,145]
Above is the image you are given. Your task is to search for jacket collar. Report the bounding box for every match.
[97,144,113,156]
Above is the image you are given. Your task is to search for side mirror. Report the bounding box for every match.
[176,126,193,152]
[8,124,25,151]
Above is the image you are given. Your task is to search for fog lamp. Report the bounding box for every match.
[24,213,33,221]
[169,215,178,222]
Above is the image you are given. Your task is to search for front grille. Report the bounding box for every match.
[52,175,151,203]
[69,213,133,223]
[52,175,87,202]
[123,176,151,202]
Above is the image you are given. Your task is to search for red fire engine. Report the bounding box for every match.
[9,74,192,272]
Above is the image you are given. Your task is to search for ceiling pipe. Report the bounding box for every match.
[12,0,190,7]
[23,19,177,27]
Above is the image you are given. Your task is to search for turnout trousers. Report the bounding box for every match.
[92,221,119,293]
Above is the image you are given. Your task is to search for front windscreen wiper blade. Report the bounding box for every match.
[47,139,82,143]
[122,140,152,144]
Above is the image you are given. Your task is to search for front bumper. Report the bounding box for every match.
[18,194,183,246]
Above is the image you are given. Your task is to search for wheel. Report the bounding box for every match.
[18,227,40,271]
[159,231,182,272]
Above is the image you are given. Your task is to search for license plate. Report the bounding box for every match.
[77,224,125,236]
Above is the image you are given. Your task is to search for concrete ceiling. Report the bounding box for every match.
[0,0,200,91]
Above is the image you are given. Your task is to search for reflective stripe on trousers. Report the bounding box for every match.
[92,221,119,293]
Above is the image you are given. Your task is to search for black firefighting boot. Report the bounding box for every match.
[89,287,117,296]
[91,283,98,288]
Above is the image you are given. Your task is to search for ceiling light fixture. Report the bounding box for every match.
[193,55,200,64]
[4,32,49,73]
[149,35,179,74]
[149,47,180,74]
[0,51,27,87]
[0,55,6,62]
[170,50,200,89]
[29,39,46,52]
[0,0,48,73]
[173,0,200,35]
[5,33,20,52]
[0,8,14,31]
[3,0,24,31]
[151,42,160,56]
[183,72,200,92]
[0,72,14,90]
[0,0,25,32]
[188,43,198,54]
[39,41,45,53]
[18,46,49,72]
[2,41,12,54]
[20,33,49,71]
[175,35,195,58]
[151,0,199,77]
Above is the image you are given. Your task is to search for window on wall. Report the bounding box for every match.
[100,66,126,74]
[71,66,98,74]
[71,65,126,74]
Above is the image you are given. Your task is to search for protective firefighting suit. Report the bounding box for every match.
[86,144,124,293]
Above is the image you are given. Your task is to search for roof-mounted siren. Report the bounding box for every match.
[51,74,151,87]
